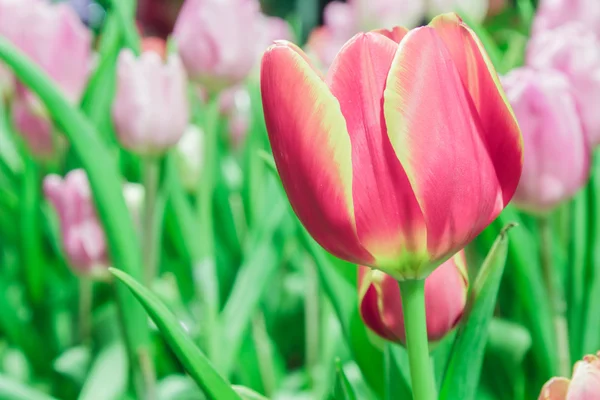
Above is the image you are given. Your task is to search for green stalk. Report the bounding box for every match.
[538,217,570,376]
[142,158,161,286]
[305,261,320,387]
[399,279,437,400]
[21,156,44,305]
[194,96,221,361]
[78,278,93,344]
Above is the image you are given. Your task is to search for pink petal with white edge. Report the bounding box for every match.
[325,32,427,275]
[430,13,523,207]
[261,41,372,264]
[383,27,502,266]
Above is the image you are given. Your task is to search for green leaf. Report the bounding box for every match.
[78,342,127,400]
[331,359,357,400]
[0,375,58,400]
[439,225,512,400]
[109,268,241,400]
[217,197,286,376]
[232,386,269,400]
[582,154,600,354]
[568,190,588,360]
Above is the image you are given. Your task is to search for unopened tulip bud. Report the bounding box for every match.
[502,67,590,212]
[173,0,264,91]
[112,49,189,156]
[175,124,204,191]
[527,24,600,146]
[539,352,600,400]
[358,252,468,344]
[44,169,109,279]
[0,0,92,156]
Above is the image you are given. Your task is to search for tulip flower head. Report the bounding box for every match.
[358,251,468,344]
[0,0,92,156]
[527,23,600,146]
[112,48,189,156]
[44,170,109,279]
[502,67,590,213]
[261,13,523,279]
[173,0,263,91]
[539,352,600,400]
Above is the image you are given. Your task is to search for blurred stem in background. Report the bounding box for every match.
[142,157,161,286]
[399,279,437,400]
[305,260,320,389]
[194,94,221,361]
[538,216,570,376]
[78,278,93,343]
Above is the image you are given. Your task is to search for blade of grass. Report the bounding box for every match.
[110,268,242,400]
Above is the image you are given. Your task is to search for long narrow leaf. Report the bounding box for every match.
[110,268,241,400]
[439,225,512,400]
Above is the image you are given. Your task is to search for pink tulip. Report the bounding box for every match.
[502,67,590,212]
[358,251,468,343]
[533,0,600,38]
[539,352,600,400]
[173,0,263,91]
[44,169,109,279]
[526,24,600,146]
[261,14,523,279]
[0,0,92,156]
[112,49,189,156]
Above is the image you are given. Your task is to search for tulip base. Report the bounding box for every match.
[399,279,437,400]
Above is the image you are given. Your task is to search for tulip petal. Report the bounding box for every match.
[261,42,372,264]
[373,26,409,43]
[325,32,427,274]
[358,266,398,342]
[383,27,502,261]
[430,13,523,206]
[568,356,600,400]
[538,378,570,400]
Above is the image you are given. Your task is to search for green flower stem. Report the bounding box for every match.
[538,217,571,376]
[195,95,221,361]
[78,278,93,343]
[398,279,437,400]
[142,158,161,286]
